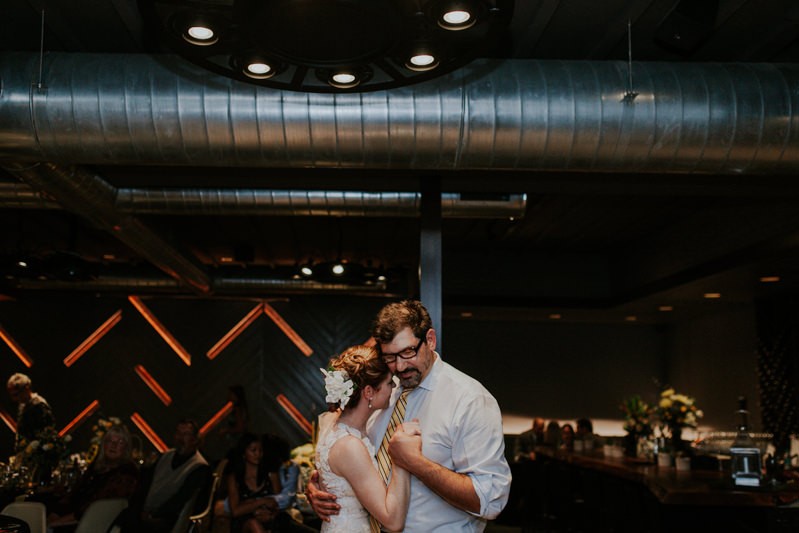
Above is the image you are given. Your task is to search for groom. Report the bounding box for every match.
[309,300,511,531]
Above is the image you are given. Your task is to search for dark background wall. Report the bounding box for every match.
[0,294,761,461]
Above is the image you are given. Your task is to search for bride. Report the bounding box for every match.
[315,345,421,533]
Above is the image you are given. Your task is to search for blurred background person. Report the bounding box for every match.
[6,373,55,452]
[47,423,139,528]
[560,424,575,451]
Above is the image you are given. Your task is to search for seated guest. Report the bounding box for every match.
[116,419,210,533]
[224,433,316,533]
[543,420,561,448]
[514,417,545,462]
[227,433,280,533]
[47,424,139,528]
[576,417,597,448]
[6,373,55,452]
[560,423,575,451]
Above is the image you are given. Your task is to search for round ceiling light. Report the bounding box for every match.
[439,9,475,30]
[327,71,360,89]
[244,61,275,79]
[406,52,439,72]
[184,24,218,45]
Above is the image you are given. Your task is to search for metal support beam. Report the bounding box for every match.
[420,178,443,347]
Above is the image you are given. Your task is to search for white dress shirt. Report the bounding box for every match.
[367,354,512,532]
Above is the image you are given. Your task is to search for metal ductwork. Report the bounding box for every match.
[0,52,797,173]
[0,183,526,218]
[115,189,526,218]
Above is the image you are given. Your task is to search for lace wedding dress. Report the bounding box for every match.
[315,414,378,533]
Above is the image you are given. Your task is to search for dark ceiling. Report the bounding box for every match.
[2,0,799,324]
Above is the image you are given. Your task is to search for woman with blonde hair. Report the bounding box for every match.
[48,424,139,527]
[314,345,421,532]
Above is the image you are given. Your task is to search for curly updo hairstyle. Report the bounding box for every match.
[327,345,390,411]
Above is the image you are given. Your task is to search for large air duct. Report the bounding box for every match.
[1,52,797,173]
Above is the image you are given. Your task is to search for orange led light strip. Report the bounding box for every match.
[207,303,264,360]
[134,365,172,406]
[276,393,313,435]
[0,323,33,367]
[263,303,313,357]
[128,295,192,366]
[63,309,123,367]
[200,401,234,437]
[59,399,100,437]
[130,412,168,453]
[0,410,17,433]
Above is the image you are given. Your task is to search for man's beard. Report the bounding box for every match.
[398,368,421,389]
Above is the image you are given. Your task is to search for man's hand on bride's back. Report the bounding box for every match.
[306,469,341,521]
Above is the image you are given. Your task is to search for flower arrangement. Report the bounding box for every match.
[320,368,356,408]
[16,426,71,479]
[290,442,315,512]
[620,394,654,437]
[653,387,703,438]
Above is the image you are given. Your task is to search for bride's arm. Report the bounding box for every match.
[328,435,412,532]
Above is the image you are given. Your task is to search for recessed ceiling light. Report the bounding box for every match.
[220,256,234,263]
[406,53,439,72]
[625,315,637,322]
[244,62,274,79]
[377,274,386,282]
[16,261,27,268]
[184,25,217,46]
[549,313,561,320]
[300,266,313,277]
[658,305,674,312]
[460,311,473,318]
[704,292,722,299]
[760,276,781,283]
[329,72,359,89]
[440,10,475,30]
[332,263,345,275]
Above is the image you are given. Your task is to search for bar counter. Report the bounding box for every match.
[504,447,799,532]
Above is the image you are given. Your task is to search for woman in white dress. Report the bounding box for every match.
[314,345,420,533]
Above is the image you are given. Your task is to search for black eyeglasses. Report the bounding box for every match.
[381,336,426,363]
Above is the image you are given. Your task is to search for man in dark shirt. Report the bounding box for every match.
[118,418,210,533]
[6,373,55,452]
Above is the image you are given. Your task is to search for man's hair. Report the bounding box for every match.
[177,418,200,437]
[371,300,432,344]
[576,418,593,433]
[6,373,31,391]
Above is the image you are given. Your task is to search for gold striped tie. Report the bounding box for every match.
[369,388,411,532]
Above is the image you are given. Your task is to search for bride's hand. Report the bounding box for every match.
[401,418,422,436]
[389,420,424,471]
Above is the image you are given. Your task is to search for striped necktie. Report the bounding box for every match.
[370,388,411,532]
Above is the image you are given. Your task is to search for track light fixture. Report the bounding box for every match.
[144,0,514,93]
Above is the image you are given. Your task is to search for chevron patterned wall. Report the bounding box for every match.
[0,293,391,462]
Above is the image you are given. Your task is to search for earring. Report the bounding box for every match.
[368,398,373,409]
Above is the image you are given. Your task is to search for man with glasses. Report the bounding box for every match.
[309,300,511,532]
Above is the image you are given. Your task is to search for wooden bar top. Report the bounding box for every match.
[533,447,799,508]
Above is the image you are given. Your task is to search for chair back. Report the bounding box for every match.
[75,498,129,533]
[1,501,46,533]
[170,489,200,533]
[188,473,222,533]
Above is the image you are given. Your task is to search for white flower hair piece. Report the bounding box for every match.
[320,368,356,408]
